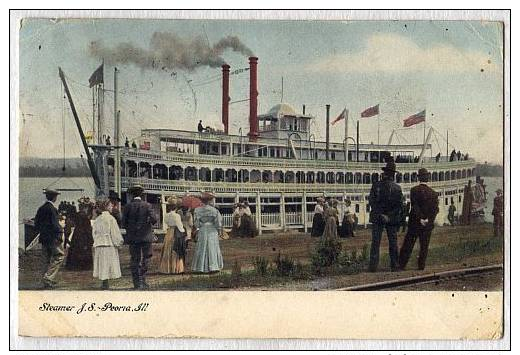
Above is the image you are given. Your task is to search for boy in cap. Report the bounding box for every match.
[34,189,65,288]
[398,168,439,270]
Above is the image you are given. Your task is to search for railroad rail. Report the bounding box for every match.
[337,264,503,291]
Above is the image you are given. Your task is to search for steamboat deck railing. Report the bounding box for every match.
[115,176,468,194]
[120,149,475,171]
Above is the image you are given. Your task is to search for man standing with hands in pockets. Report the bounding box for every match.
[399,168,439,271]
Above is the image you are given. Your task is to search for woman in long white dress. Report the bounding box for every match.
[191,192,224,273]
[158,197,187,274]
[92,198,124,290]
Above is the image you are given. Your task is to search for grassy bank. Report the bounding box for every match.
[18,223,503,291]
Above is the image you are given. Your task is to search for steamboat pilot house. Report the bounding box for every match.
[94,57,476,235]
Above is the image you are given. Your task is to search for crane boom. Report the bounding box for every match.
[58,67,101,190]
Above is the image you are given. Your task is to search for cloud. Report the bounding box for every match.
[306,33,498,74]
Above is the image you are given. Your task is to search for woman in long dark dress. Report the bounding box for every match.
[339,199,355,238]
[65,197,94,270]
[311,197,326,237]
[238,201,257,238]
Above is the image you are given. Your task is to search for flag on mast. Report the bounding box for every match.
[331,108,348,125]
[360,104,379,118]
[403,110,426,127]
[88,63,104,88]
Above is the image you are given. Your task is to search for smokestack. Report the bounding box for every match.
[248,57,259,141]
[222,64,230,134]
[326,105,330,160]
[302,104,306,115]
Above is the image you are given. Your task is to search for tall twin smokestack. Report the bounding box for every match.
[221,56,258,140]
[221,64,230,135]
[248,57,259,141]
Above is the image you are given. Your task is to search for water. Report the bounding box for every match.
[17,177,96,246]
[17,176,504,245]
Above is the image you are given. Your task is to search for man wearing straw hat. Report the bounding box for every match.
[398,168,439,271]
[34,189,66,288]
[122,184,157,289]
[368,160,403,272]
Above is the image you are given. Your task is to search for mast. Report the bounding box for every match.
[356,120,360,162]
[325,105,330,160]
[113,67,121,199]
[446,129,449,161]
[97,81,104,144]
[58,67,101,189]
[344,108,349,163]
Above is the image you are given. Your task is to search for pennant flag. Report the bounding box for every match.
[88,64,104,88]
[331,108,348,125]
[85,131,94,143]
[360,104,379,118]
[403,110,426,127]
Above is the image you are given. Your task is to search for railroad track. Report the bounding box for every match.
[337,264,503,291]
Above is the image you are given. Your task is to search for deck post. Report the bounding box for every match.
[362,192,368,228]
[256,191,262,236]
[280,192,286,232]
[303,191,307,233]
[161,194,167,231]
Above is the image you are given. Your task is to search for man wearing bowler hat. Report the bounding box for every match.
[122,184,157,289]
[34,189,66,288]
[399,168,439,270]
[368,160,403,272]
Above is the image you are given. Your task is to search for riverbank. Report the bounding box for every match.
[18,223,503,291]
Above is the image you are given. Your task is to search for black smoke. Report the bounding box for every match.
[88,32,254,71]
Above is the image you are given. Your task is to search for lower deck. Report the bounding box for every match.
[114,178,470,235]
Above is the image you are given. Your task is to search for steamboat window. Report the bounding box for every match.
[355,204,360,213]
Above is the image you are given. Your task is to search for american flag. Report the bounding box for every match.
[360,104,379,118]
[403,110,426,127]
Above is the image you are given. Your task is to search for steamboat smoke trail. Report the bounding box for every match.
[88,32,254,71]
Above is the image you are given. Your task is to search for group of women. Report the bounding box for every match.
[230,201,258,238]
[58,191,225,289]
[158,191,224,275]
[311,197,357,239]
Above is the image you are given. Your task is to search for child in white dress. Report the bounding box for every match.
[92,198,124,289]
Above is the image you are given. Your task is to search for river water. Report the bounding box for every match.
[16,176,504,246]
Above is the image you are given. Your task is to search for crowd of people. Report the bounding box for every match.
[230,201,258,238]
[33,162,503,289]
[310,197,357,239]
[33,186,225,290]
[311,161,441,272]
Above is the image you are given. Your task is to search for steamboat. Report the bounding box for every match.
[51,57,477,236]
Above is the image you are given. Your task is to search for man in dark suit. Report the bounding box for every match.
[122,185,157,289]
[492,189,504,237]
[34,189,65,288]
[368,160,403,272]
[399,168,439,270]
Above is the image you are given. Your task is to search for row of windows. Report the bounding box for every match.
[111,160,474,184]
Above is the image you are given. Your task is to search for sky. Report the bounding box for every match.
[18,18,504,164]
